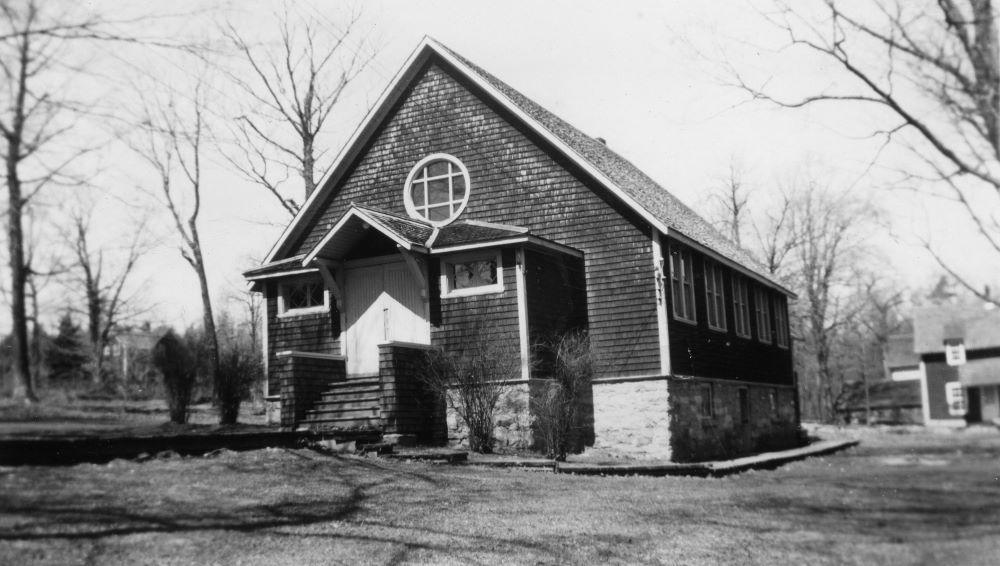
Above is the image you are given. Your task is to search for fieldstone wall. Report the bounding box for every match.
[668,379,799,462]
[591,378,672,459]
[447,383,533,452]
[265,399,281,425]
[276,353,346,430]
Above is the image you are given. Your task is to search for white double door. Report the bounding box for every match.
[344,260,429,375]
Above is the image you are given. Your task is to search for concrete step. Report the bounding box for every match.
[304,415,383,429]
[306,405,381,420]
[324,378,380,392]
[310,398,382,411]
[319,388,381,403]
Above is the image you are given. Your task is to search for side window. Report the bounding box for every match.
[753,286,772,344]
[774,297,790,348]
[440,252,503,297]
[669,245,696,323]
[732,275,751,338]
[945,382,967,416]
[704,260,727,331]
[278,278,328,316]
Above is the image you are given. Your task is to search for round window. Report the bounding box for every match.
[403,154,470,226]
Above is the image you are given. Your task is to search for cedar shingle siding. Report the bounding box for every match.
[664,237,792,385]
[265,281,341,394]
[288,64,660,377]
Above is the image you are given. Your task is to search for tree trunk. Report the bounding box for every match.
[189,224,219,388]
[6,140,36,403]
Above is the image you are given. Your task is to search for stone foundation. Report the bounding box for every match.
[592,378,672,459]
[265,398,281,425]
[447,383,533,452]
[667,378,799,462]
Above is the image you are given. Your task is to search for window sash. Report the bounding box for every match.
[669,247,696,323]
[732,276,751,338]
[704,261,727,331]
[754,287,772,344]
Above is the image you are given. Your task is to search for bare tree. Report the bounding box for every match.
[704,158,752,246]
[131,78,219,390]
[737,0,1000,306]
[222,6,373,214]
[790,181,879,421]
[62,206,147,385]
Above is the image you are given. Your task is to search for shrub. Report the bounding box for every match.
[419,322,520,454]
[152,330,196,424]
[532,330,595,461]
[215,341,261,425]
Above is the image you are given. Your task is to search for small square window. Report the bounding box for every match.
[278,278,329,316]
[441,252,503,297]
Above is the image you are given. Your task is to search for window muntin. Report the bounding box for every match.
[704,260,727,331]
[403,154,471,226]
[774,297,790,349]
[945,382,967,416]
[278,278,328,316]
[440,252,502,297]
[753,286,772,344]
[732,275,751,338]
[669,246,696,323]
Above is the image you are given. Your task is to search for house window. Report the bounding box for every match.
[704,260,727,331]
[440,252,503,297]
[753,286,771,344]
[738,387,750,424]
[278,278,328,316]
[774,297,790,349]
[945,382,967,416]
[403,153,471,226]
[669,246,696,323]
[700,382,714,417]
[732,275,751,338]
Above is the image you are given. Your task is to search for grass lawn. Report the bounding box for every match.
[1,426,998,565]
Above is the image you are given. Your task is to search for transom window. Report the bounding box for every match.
[669,245,696,324]
[440,252,503,297]
[403,153,471,226]
[704,260,727,332]
[278,277,328,316]
[753,286,772,344]
[732,275,751,338]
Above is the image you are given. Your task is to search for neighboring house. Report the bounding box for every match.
[886,333,922,382]
[104,325,168,383]
[244,38,799,461]
[913,303,1000,426]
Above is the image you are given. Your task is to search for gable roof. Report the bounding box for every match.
[913,304,1000,354]
[263,38,791,295]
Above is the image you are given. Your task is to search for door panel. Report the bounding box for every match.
[345,261,429,376]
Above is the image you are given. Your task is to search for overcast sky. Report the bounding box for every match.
[2,0,995,333]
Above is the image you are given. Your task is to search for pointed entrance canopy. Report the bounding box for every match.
[258,37,791,295]
[301,204,581,266]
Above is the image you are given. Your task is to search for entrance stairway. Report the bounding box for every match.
[302,377,382,430]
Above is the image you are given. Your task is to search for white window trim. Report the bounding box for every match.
[403,153,471,227]
[704,260,727,332]
[733,276,751,339]
[277,278,330,318]
[670,247,697,325]
[440,251,504,298]
[775,299,790,349]
[754,286,772,344]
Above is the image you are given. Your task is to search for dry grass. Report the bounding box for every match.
[0,426,998,565]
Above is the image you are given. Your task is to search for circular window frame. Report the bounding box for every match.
[403,153,471,227]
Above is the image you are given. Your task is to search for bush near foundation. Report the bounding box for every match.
[532,330,595,461]
[419,323,520,454]
[215,341,261,425]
